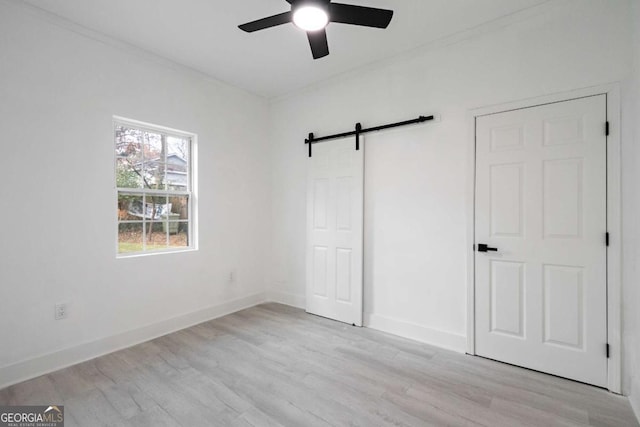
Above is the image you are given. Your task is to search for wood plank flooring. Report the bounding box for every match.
[0,303,637,426]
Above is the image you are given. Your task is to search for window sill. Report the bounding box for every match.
[116,247,197,259]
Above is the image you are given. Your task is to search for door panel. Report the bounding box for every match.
[543,264,584,349]
[475,95,607,387]
[336,248,352,302]
[490,163,524,237]
[490,260,525,338]
[306,137,364,326]
[312,180,329,229]
[312,246,328,297]
[543,159,583,238]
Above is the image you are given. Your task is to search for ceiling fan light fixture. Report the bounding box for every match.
[293,5,329,32]
[238,0,394,60]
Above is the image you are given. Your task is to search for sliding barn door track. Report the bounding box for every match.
[305,115,434,157]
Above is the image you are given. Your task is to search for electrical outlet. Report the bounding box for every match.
[55,303,67,320]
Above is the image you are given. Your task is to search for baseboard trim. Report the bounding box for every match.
[365,312,467,354]
[0,291,467,390]
[631,386,640,425]
[267,290,306,309]
[267,291,466,353]
[0,292,268,390]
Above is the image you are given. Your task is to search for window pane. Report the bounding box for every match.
[167,136,188,160]
[115,126,143,163]
[167,137,188,190]
[145,219,169,250]
[116,158,143,189]
[144,194,168,251]
[169,222,189,249]
[118,222,144,254]
[115,126,144,190]
[168,195,189,220]
[163,219,180,235]
[143,131,163,161]
[166,159,187,190]
[117,194,143,221]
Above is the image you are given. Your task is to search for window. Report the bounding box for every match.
[115,117,196,256]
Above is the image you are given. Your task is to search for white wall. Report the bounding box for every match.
[625,0,640,416]
[1,0,639,411]
[269,0,633,355]
[0,0,270,387]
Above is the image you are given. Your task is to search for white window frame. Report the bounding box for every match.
[114,116,198,258]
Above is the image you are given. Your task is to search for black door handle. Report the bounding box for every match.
[477,244,498,253]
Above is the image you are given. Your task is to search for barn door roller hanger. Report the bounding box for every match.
[305,115,435,157]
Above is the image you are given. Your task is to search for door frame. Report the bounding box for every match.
[465,83,621,393]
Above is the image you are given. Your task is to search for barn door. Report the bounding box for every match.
[306,136,364,326]
[475,95,608,387]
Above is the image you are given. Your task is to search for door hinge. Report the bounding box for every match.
[606,121,610,136]
[606,232,610,247]
[606,343,610,358]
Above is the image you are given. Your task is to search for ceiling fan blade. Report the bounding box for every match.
[307,30,329,59]
[238,12,292,33]
[329,3,393,28]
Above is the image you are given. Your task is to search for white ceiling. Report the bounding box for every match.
[20,0,549,98]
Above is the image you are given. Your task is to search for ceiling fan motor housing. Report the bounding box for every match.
[290,0,331,7]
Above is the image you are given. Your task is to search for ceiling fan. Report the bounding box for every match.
[238,0,394,60]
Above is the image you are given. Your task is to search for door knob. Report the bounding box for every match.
[477,243,498,253]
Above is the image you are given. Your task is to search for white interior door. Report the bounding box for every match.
[306,136,364,326]
[475,95,608,387]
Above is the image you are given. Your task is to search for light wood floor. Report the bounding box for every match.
[1,303,637,427]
